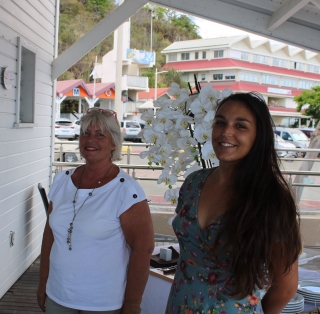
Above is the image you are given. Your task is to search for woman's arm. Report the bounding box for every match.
[37,202,54,312]
[261,244,299,314]
[120,200,155,314]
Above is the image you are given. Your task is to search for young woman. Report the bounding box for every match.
[166,92,301,313]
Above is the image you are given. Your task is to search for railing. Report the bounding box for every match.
[124,75,148,89]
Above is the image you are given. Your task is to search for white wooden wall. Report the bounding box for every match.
[0,0,57,299]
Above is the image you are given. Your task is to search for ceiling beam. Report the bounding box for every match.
[52,0,148,80]
[311,0,320,9]
[151,0,320,54]
[267,0,311,31]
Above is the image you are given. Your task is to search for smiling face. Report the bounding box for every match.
[79,123,116,165]
[212,100,257,166]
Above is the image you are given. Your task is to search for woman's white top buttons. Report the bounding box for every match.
[133,194,137,198]
[120,178,124,182]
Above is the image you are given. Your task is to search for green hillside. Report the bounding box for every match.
[58,0,201,86]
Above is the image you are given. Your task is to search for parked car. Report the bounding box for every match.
[274,133,297,158]
[298,127,315,139]
[73,119,81,138]
[275,126,309,147]
[55,118,76,140]
[120,120,142,141]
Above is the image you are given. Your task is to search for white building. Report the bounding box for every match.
[162,35,320,127]
[0,0,58,299]
[95,20,155,120]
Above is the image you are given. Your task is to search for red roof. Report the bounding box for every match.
[56,79,90,96]
[199,81,303,96]
[138,88,170,100]
[86,83,115,97]
[163,59,320,80]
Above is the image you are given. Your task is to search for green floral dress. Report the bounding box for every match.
[165,169,263,314]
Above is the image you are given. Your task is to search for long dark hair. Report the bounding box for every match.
[214,92,301,298]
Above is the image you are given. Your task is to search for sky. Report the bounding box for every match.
[192,17,265,40]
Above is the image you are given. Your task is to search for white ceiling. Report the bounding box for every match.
[52,0,320,80]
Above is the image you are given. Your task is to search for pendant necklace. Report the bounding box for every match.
[67,163,114,251]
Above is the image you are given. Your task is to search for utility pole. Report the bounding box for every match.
[150,9,153,52]
[154,68,168,101]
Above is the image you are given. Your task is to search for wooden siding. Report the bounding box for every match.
[0,0,57,299]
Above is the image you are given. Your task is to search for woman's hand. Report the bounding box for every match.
[37,285,47,312]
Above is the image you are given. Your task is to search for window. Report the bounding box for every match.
[14,37,37,127]
[290,61,304,71]
[213,74,223,80]
[282,79,296,88]
[225,75,235,80]
[282,132,291,141]
[181,53,190,60]
[202,51,206,59]
[272,58,287,68]
[195,52,199,60]
[299,81,313,89]
[262,75,279,85]
[241,74,258,83]
[168,53,177,62]
[201,73,206,81]
[307,64,320,74]
[253,54,269,65]
[241,52,249,61]
[214,50,224,58]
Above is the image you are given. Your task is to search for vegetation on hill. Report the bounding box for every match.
[58,0,201,87]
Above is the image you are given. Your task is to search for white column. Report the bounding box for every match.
[114,0,124,120]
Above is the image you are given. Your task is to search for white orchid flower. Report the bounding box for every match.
[159,143,172,157]
[140,150,159,163]
[194,124,212,143]
[203,110,216,128]
[164,187,180,205]
[153,98,174,109]
[176,137,197,150]
[143,128,166,146]
[201,142,220,165]
[184,163,202,178]
[158,169,177,186]
[140,109,155,126]
[175,115,193,130]
[190,97,210,119]
[179,129,190,138]
[221,88,233,99]
[157,156,174,168]
[168,82,189,98]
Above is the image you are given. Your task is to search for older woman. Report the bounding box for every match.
[37,108,154,314]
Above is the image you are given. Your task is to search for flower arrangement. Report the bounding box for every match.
[140,82,233,205]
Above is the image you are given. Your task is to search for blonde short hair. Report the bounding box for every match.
[80,109,122,161]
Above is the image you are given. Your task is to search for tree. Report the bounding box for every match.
[295,86,320,125]
[163,68,188,89]
[293,86,320,202]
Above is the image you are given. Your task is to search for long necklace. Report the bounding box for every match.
[67,163,114,251]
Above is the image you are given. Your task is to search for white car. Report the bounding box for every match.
[120,120,142,141]
[274,134,297,157]
[55,118,76,140]
[73,119,81,138]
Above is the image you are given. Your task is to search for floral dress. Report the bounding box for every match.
[165,169,264,314]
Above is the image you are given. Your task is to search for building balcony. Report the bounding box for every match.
[123,75,149,91]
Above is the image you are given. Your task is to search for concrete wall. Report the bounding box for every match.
[0,0,57,298]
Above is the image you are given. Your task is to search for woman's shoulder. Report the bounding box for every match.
[52,168,75,183]
[185,167,213,182]
[117,167,145,192]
